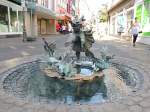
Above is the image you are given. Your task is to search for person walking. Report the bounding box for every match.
[62,24,66,34]
[130,18,141,47]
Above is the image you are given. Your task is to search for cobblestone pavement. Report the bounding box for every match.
[0,34,150,112]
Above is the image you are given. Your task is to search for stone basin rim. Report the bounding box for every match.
[0,55,147,92]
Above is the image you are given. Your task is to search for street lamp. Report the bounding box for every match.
[21,0,27,42]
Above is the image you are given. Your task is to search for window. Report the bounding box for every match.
[10,8,17,32]
[0,5,9,32]
[37,0,48,8]
[18,11,23,32]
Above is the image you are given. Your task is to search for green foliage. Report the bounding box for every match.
[98,4,108,22]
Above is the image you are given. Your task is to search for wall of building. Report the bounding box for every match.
[25,0,57,37]
[0,0,79,37]
[48,0,54,11]
[0,0,23,36]
[25,12,38,37]
[108,0,134,36]
[108,0,150,45]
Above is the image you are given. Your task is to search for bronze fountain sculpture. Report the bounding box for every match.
[42,16,114,80]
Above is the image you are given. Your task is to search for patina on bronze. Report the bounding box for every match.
[71,16,95,59]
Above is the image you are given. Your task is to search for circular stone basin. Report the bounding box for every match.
[1,60,144,105]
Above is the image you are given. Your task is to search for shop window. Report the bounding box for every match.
[10,8,17,32]
[0,5,9,32]
[41,20,46,34]
[127,10,134,33]
[18,11,23,32]
[117,15,125,33]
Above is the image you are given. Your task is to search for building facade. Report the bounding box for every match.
[0,0,23,37]
[0,0,80,38]
[108,0,134,37]
[55,0,80,23]
[25,0,56,37]
[108,0,150,45]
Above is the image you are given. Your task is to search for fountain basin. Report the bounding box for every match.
[0,56,145,105]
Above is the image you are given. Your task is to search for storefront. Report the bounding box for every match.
[26,0,57,37]
[109,7,134,36]
[0,0,23,36]
[135,0,150,45]
[108,0,135,37]
[37,19,56,35]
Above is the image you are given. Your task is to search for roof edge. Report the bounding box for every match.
[108,0,125,13]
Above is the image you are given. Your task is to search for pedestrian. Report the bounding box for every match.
[56,23,60,32]
[62,24,66,34]
[129,18,141,47]
[68,22,72,33]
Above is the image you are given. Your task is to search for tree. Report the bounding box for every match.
[98,4,108,23]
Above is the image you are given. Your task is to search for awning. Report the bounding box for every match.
[0,0,23,11]
[36,4,56,19]
[26,2,56,19]
[56,14,71,21]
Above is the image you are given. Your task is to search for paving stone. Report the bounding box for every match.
[143,108,150,112]
[0,102,13,110]
[37,108,49,112]
[3,96,18,104]
[131,96,143,103]
[113,103,128,110]
[122,99,135,106]
[55,105,67,112]
[32,104,53,112]
[139,98,150,108]
[89,105,104,112]
[79,105,91,112]
[0,94,11,101]
[15,100,29,107]
[120,110,130,112]
[141,93,150,98]
[21,108,36,112]
[8,106,23,112]
[102,103,128,112]
[45,104,58,112]
[67,105,81,112]
[129,105,142,112]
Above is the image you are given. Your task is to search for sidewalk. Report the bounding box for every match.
[94,36,150,65]
[0,34,150,63]
[0,34,68,61]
